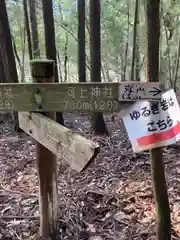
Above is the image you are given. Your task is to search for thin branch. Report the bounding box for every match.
[106,0,134,26]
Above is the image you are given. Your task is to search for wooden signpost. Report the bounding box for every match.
[0,82,163,112]
[0,59,165,238]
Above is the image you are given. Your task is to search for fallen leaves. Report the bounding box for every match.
[0,113,180,239]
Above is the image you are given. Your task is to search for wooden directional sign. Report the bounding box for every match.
[119,82,163,101]
[0,82,163,112]
[18,112,99,172]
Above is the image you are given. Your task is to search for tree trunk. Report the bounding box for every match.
[163,12,172,87]
[78,0,86,82]
[159,2,164,86]
[123,0,130,82]
[146,1,171,239]
[12,34,21,74]
[0,48,7,83]
[89,0,108,135]
[23,0,33,60]
[29,0,40,58]
[173,35,180,91]
[56,51,63,82]
[0,0,20,132]
[41,0,64,125]
[0,1,19,83]
[19,21,26,83]
[130,0,138,81]
[135,0,140,81]
[64,32,68,82]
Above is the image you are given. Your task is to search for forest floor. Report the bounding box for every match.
[0,113,180,240]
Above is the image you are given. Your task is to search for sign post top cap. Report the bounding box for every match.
[30,59,55,78]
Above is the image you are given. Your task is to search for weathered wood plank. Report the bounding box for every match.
[0,82,163,112]
[18,112,99,172]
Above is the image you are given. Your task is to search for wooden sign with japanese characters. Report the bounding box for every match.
[122,89,180,152]
[0,85,14,110]
[119,82,163,101]
[18,112,99,172]
[0,82,163,112]
[0,80,164,168]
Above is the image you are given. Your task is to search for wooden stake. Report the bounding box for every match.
[30,59,58,238]
[146,1,171,239]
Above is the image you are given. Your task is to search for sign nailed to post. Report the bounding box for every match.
[122,89,180,152]
[0,82,163,112]
[119,82,163,101]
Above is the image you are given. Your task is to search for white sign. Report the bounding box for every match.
[119,82,162,101]
[122,89,180,152]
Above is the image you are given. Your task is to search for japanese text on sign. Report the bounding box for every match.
[129,95,175,132]
[63,86,118,111]
[36,118,78,154]
[67,86,113,99]
[120,83,162,100]
[0,82,163,112]
[122,89,180,152]
[0,87,14,110]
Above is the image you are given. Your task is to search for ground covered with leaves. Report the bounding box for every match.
[0,113,180,240]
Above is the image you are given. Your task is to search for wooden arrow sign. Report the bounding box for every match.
[18,112,99,172]
[119,82,163,101]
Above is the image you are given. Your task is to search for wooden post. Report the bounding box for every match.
[30,59,58,238]
[146,1,171,239]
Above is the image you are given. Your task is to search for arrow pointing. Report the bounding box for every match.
[137,121,180,146]
[148,87,161,96]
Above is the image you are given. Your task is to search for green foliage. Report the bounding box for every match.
[6,0,180,83]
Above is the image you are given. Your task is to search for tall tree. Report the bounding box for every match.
[29,0,40,58]
[173,33,180,90]
[41,0,64,125]
[0,0,19,84]
[123,0,130,81]
[23,0,33,60]
[64,31,68,82]
[146,0,171,239]
[89,0,108,135]
[130,0,139,81]
[77,0,86,82]
[135,0,140,81]
[0,0,20,131]
[0,49,7,83]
